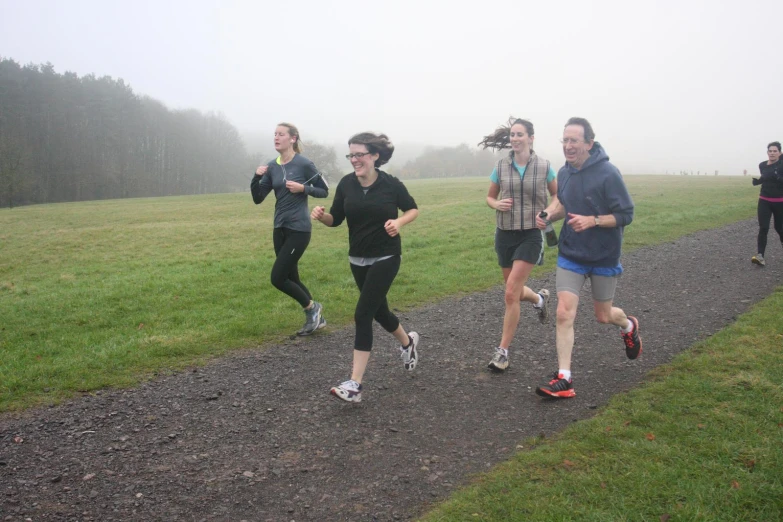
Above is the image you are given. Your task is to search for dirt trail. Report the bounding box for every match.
[1,219,780,522]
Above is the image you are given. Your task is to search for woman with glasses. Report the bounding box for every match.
[751,141,783,267]
[479,117,558,372]
[251,122,330,336]
[311,132,419,403]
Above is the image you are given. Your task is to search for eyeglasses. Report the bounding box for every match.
[345,152,372,160]
[560,138,585,145]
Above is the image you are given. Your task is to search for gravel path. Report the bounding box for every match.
[1,219,780,522]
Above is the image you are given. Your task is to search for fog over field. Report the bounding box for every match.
[1,0,779,175]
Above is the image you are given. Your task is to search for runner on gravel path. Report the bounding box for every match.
[478,117,558,372]
[751,141,783,267]
[534,117,642,399]
[251,122,330,336]
[311,132,420,403]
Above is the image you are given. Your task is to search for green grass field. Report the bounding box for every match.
[3,174,780,520]
[0,176,759,412]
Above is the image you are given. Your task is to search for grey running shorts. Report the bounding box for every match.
[556,266,619,302]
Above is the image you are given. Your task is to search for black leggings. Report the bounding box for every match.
[756,199,783,255]
[271,228,312,308]
[350,256,402,352]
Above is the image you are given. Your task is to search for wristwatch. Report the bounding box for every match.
[594,216,601,227]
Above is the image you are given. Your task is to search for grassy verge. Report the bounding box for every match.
[0,176,758,411]
[419,287,783,521]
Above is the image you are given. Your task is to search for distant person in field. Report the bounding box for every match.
[251,122,330,336]
[311,132,419,403]
[751,141,783,267]
[478,117,558,372]
[534,117,641,399]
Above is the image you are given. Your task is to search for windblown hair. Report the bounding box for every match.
[278,122,303,153]
[768,141,781,153]
[348,132,394,167]
[565,117,595,143]
[478,117,534,151]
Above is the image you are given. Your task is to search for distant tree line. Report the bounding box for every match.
[0,58,507,208]
[0,58,258,208]
[393,143,499,179]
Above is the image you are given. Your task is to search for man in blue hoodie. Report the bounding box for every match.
[534,117,642,399]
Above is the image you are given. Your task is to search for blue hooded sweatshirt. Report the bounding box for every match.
[556,142,634,268]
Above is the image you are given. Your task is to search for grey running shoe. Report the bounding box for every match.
[296,314,326,336]
[535,289,550,324]
[751,254,765,267]
[487,348,509,372]
[400,332,420,371]
[297,301,323,336]
[330,379,362,403]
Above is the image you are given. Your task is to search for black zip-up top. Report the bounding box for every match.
[754,159,783,199]
[328,169,417,257]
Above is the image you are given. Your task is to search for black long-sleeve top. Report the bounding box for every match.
[328,169,417,257]
[753,159,783,199]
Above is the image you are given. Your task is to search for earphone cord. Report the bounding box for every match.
[282,162,323,187]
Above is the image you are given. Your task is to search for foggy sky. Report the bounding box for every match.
[1,0,780,175]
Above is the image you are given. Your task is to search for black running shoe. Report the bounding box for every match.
[535,372,575,399]
[621,316,642,360]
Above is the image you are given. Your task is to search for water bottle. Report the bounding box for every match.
[539,211,558,247]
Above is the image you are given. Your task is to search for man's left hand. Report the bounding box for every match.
[567,213,596,233]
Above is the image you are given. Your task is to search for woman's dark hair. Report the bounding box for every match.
[768,141,781,153]
[348,132,394,166]
[277,122,303,153]
[565,117,595,143]
[478,117,534,150]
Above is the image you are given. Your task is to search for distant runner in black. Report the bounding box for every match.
[751,141,783,267]
[251,122,329,336]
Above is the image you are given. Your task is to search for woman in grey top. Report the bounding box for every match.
[251,122,329,335]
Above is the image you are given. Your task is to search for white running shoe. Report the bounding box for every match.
[330,379,362,403]
[534,289,550,324]
[400,332,420,371]
[488,347,509,372]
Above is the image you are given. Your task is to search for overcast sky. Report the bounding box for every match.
[1,0,780,174]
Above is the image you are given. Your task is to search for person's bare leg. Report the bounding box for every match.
[498,260,537,349]
[391,325,410,347]
[350,350,371,384]
[555,291,579,371]
[593,300,630,329]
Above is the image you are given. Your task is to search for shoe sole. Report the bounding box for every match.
[537,289,550,324]
[404,350,418,371]
[487,362,508,372]
[535,387,576,398]
[330,388,361,403]
[751,258,765,266]
[403,332,420,371]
